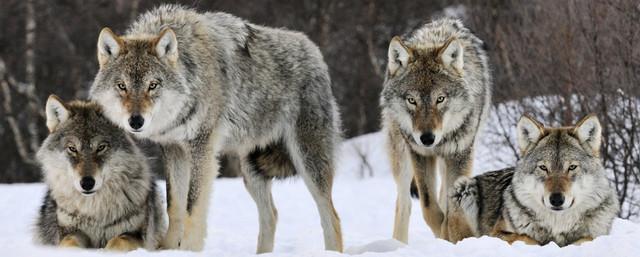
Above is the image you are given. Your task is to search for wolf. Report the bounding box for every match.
[34,95,166,251]
[89,5,343,252]
[380,18,491,243]
[448,114,619,246]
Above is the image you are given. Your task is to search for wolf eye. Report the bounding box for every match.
[406,96,417,105]
[568,165,577,171]
[149,81,160,90]
[116,82,126,91]
[538,165,548,172]
[67,146,77,153]
[96,144,108,153]
[436,95,446,104]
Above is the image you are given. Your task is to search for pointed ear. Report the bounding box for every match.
[45,95,70,132]
[97,28,122,68]
[154,28,178,63]
[388,36,413,76]
[517,115,545,155]
[437,37,464,74]
[573,114,602,155]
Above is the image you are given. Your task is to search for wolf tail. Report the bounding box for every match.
[449,177,479,234]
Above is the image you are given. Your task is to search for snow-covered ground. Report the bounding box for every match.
[1,132,640,257]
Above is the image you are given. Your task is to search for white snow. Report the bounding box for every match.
[1,132,639,257]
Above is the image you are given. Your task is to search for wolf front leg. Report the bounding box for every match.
[160,143,190,249]
[440,150,474,241]
[411,152,445,238]
[389,133,413,244]
[179,133,220,251]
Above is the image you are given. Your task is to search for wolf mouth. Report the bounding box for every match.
[81,190,96,196]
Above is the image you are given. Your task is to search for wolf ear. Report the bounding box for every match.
[45,95,70,132]
[573,114,602,155]
[437,37,464,74]
[97,27,122,68]
[517,115,545,155]
[388,36,413,76]
[154,28,178,63]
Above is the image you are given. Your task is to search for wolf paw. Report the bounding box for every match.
[105,235,142,252]
[59,234,85,248]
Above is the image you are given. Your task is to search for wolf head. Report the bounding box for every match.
[37,95,142,196]
[89,27,190,136]
[513,114,609,213]
[381,35,470,148]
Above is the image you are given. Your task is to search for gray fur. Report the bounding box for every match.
[89,5,342,252]
[382,18,491,242]
[451,116,619,246]
[35,98,165,250]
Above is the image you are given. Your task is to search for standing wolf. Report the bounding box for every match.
[381,18,491,242]
[35,96,165,251]
[89,5,342,252]
[448,114,619,246]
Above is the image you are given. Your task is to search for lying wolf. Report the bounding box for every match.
[448,114,619,246]
[35,96,165,251]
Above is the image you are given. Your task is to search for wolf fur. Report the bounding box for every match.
[449,114,619,246]
[89,5,342,252]
[381,18,491,242]
[34,96,166,250]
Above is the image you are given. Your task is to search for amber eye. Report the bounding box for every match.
[568,165,577,171]
[436,95,446,104]
[116,82,126,91]
[149,81,159,90]
[406,96,417,105]
[96,144,108,153]
[539,165,548,172]
[67,146,77,153]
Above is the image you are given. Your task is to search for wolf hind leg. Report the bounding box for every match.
[286,134,343,252]
[241,154,278,254]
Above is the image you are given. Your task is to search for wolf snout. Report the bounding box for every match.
[420,132,436,146]
[128,114,145,130]
[80,176,96,192]
[549,192,565,210]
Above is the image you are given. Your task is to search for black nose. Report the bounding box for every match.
[420,132,436,146]
[80,176,95,191]
[549,193,565,207]
[128,114,145,130]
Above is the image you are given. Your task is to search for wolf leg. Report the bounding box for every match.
[440,151,474,240]
[389,134,413,243]
[446,177,479,243]
[59,232,90,248]
[286,135,343,252]
[241,158,278,254]
[160,143,190,249]
[105,233,143,251]
[180,135,220,251]
[573,236,593,245]
[412,153,444,238]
